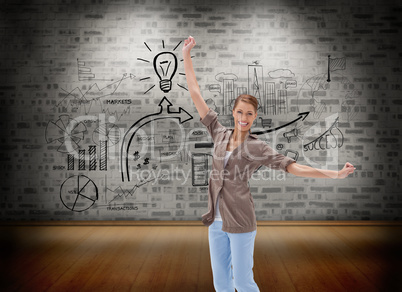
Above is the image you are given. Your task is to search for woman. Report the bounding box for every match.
[182,36,355,292]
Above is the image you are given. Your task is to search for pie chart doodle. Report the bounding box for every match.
[60,175,98,212]
[45,115,87,153]
[92,123,120,147]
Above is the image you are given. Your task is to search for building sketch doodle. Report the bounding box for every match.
[60,175,98,212]
[303,116,344,152]
[120,96,193,182]
[248,65,264,114]
[45,115,87,153]
[214,72,239,115]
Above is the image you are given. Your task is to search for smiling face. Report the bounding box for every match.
[232,101,258,133]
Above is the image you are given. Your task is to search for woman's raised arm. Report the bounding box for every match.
[182,36,209,119]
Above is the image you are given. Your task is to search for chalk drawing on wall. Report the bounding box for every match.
[192,153,209,186]
[297,55,360,122]
[138,40,188,94]
[120,96,193,182]
[106,174,165,205]
[251,112,309,135]
[326,55,346,82]
[60,175,98,212]
[92,123,120,147]
[214,72,238,115]
[65,143,107,171]
[264,69,297,116]
[276,144,284,151]
[259,117,272,128]
[248,65,264,114]
[268,69,295,79]
[205,98,219,114]
[285,149,299,162]
[303,116,344,152]
[56,73,134,110]
[77,58,113,82]
[45,115,87,153]
[283,127,299,143]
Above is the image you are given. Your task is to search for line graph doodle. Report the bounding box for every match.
[107,176,160,204]
[56,73,134,109]
[120,96,193,182]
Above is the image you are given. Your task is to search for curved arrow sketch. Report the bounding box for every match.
[251,112,309,135]
[120,96,193,182]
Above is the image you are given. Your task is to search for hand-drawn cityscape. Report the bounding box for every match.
[45,38,355,213]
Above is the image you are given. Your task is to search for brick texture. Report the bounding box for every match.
[0,0,401,221]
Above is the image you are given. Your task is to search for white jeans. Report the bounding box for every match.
[208,221,260,292]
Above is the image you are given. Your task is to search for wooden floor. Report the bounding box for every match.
[1,224,401,292]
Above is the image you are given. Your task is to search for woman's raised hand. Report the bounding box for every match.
[182,36,196,54]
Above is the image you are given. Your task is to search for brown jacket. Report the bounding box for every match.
[200,108,295,233]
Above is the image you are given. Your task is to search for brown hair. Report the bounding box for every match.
[233,94,258,112]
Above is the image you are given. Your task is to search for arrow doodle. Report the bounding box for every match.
[251,112,310,135]
[120,96,193,182]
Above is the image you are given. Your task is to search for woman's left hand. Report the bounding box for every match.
[337,162,356,179]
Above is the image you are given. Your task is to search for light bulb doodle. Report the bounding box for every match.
[153,52,178,93]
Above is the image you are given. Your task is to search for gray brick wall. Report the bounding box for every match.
[1,0,401,221]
